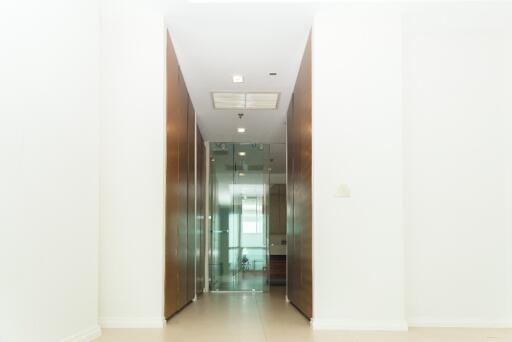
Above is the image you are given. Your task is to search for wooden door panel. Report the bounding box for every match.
[165,32,197,318]
[287,34,312,319]
[187,96,196,303]
[177,70,188,309]
[165,33,181,318]
[196,129,206,295]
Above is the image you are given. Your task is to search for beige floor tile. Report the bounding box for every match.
[94,288,512,342]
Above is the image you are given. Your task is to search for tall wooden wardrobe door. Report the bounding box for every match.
[165,33,180,318]
[177,70,189,310]
[286,96,297,303]
[196,130,206,295]
[186,96,196,302]
[165,30,205,319]
[287,34,312,319]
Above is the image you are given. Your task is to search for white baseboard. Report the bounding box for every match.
[311,318,408,331]
[408,318,512,328]
[99,316,166,328]
[60,325,101,342]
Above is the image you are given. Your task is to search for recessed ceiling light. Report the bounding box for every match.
[269,72,277,76]
[239,152,246,156]
[237,127,246,133]
[239,172,245,177]
[232,75,244,83]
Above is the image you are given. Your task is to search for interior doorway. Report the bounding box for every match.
[164,23,312,320]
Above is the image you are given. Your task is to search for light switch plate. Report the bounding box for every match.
[336,184,351,198]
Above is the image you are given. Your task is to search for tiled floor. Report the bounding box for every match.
[211,270,267,291]
[95,287,512,342]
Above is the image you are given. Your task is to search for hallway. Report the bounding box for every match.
[95,288,512,342]
[4,2,512,341]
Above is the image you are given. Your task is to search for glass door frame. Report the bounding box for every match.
[207,142,271,292]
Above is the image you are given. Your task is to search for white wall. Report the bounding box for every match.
[312,7,406,330]
[403,5,512,327]
[0,0,101,341]
[312,3,512,330]
[99,1,167,328]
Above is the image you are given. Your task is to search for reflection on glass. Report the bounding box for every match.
[209,143,274,291]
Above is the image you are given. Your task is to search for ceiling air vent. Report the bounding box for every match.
[212,92,245,109]
[212,92,279,110]
[245,93,279,109]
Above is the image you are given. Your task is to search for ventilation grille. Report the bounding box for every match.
[212,92,280,110]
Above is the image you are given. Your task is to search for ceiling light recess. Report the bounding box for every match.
[212,92,279,110]
[237,127,246,133]
[239,152,246,156]
[232,75,244,83]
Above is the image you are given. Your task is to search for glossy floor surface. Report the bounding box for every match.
[95,287,512,342]
[211,270,268,291]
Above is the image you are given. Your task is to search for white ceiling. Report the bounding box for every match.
[165,2,313,144]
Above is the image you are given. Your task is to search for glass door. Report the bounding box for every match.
[209,143,270,291]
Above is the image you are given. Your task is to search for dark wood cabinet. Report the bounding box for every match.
[177,71,189,310]
[186,95,196,304]
[165,32,205,319]
[196,129,206,295]
[269,255,287,285]
[165,31,181,317]
[270,184,286,235]
[287,34,312,319]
